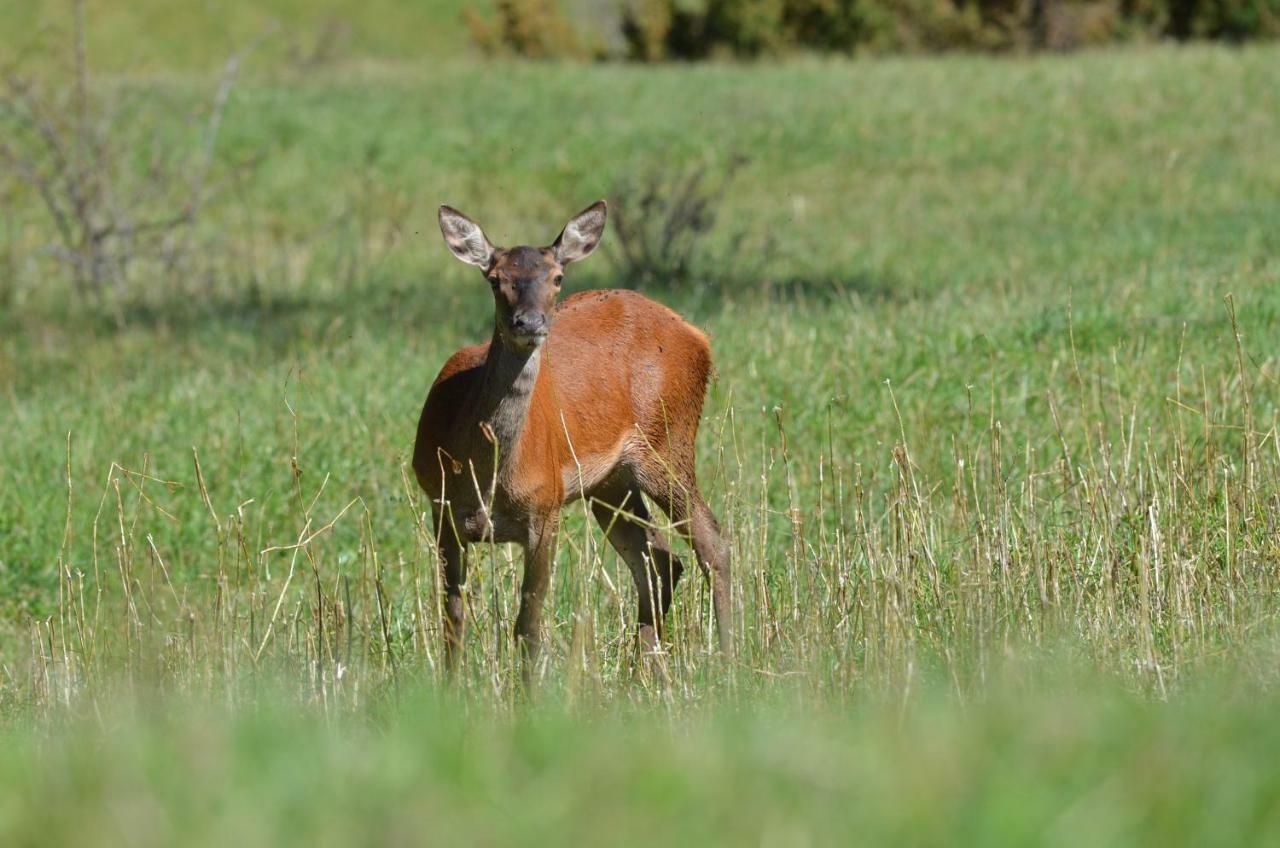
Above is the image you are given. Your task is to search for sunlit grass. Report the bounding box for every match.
[2,41,1280,845]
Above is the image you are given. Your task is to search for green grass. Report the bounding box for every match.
[2,36,1280,845]
[4,676,1280,847]
[0,0,478,72]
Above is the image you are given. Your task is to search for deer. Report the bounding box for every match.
[412,200,731,683]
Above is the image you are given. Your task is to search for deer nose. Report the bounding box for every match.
[510,313,547,335]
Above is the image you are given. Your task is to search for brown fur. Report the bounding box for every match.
[415,289,711,513]
[415,203,731,682]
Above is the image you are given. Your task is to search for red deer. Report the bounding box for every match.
[413,201,731,681]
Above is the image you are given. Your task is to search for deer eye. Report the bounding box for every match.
[553,274,564,287]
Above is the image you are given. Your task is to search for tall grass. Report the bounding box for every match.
[9,284,1279,715]
[2,42,1280,845]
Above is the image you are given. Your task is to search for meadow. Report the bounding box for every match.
[2,5,1280,841]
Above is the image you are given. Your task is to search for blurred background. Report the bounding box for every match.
[2,2,1280,845]
[1,0,1277,319]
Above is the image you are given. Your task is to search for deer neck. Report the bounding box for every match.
[477,329,544,470]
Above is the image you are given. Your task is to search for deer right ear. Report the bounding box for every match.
[439,206,495,269]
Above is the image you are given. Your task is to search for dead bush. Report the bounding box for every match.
[0,1,249,305]
[607,157,771,289]
[467,0,587,58]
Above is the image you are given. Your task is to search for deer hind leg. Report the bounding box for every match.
[638,466,732,655]
[591,482,686,651]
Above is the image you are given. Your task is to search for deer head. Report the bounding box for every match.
[438,201,607,353]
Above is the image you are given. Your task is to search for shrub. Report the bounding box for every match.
[619,0,1036,56]
[784,0,871,50]
[1041,1,1125,49]
[466,0,586,58]
[1194,0,1280,38]
[701,0,791,56]
[473,0,1280,58]
[620,0,675,60]
[0,1,246,306]
[865,0,1003,51]
[606,157,763,289]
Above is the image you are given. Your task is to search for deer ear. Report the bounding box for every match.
[552,200,607,265]
[439,206,495,268]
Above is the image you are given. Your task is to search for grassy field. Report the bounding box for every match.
[0,0,478,71]
[4,678,1280,846]
[2,13,1280,843]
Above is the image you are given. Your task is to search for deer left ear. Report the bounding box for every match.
[552,200,607,265]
